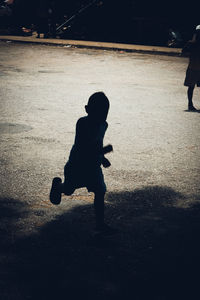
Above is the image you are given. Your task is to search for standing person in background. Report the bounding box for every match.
[182,25,200,111]
[48,0,56,38]
[36,0,49,38]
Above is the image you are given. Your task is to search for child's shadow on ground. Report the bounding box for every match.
[1,186,200,300]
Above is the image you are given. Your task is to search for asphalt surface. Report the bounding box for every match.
[0,40,200,299]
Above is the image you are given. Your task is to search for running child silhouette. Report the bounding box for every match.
[50,92,115,233]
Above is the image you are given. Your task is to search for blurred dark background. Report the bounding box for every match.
[0,0,199,46]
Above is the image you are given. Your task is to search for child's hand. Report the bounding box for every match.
[103,144,113,154]
[102,157,111,168]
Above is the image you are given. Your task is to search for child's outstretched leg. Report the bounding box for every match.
[94,191,117,235]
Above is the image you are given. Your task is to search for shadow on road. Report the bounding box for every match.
[1,186,200,299]
[184,109,200,113]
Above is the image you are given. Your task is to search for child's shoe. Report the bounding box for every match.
[50,177,62,205]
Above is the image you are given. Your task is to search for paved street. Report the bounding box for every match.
[0,40,200,299]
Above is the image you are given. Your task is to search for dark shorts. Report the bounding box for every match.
[184,68,200,87]
[63,162,106,195]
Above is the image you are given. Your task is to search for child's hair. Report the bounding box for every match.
[87,92,109,110]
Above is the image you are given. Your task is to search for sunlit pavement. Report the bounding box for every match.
[0,40,200,299]
[0,34,182,55]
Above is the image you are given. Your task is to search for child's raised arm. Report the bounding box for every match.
[102,144,113,154]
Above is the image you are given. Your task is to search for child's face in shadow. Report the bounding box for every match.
[85,104,109,123]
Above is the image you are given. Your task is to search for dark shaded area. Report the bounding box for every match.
[0,198,28,249]
[0,186,200,299]
[0,0,198,46]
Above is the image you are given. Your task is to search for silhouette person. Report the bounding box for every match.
[50,92,115,234]
[182,25,200,111]
[35,0,49,38]
[48,0,56,38]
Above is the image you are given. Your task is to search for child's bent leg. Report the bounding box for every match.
[94,191,105,229]
[62,180,75,196]
[63,162,75,195]
[49,177,62,205]
[50,177,74,205]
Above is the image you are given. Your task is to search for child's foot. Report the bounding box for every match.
[95,223,118,235]
[49,177,62,205]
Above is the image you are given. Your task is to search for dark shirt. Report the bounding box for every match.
[182,41,200,71]
[68,116,108,169]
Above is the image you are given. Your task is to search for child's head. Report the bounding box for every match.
[85,92,110,122]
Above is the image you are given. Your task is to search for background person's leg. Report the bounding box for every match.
[187,86,196,110]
